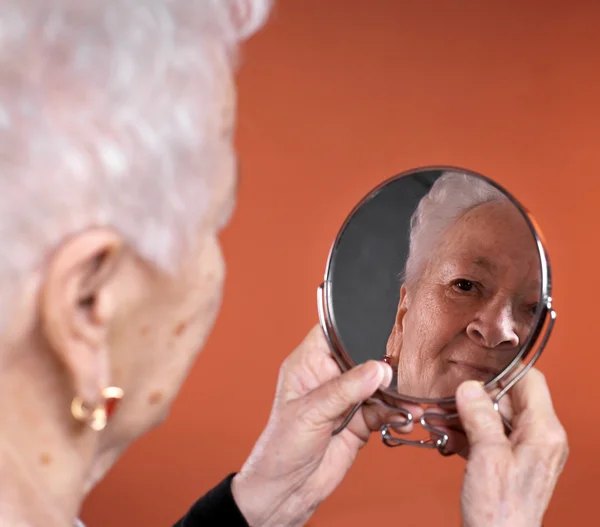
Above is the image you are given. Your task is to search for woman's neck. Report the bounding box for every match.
[0,357,96,527]
[0,438,81,527]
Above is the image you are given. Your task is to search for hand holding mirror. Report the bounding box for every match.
[317,166,556,455]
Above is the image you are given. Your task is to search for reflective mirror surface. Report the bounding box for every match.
[320,167,550,401]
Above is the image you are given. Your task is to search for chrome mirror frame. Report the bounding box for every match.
[317,165,556,455]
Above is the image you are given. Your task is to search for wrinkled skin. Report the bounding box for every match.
[456,370,568,527]
[228,325,567,527]
[230,326,421,527]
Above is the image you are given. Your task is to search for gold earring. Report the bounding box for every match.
[71,386,124,432]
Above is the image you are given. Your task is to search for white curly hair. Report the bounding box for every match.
[403,170,510,287]
[0,0,272,326]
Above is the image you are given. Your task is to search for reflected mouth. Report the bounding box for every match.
[448,361,500,377]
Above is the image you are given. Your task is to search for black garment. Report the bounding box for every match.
[172,473,249,527]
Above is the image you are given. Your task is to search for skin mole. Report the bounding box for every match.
[39,452,52,466]
[173,320,188,336]
[148,391,163,406]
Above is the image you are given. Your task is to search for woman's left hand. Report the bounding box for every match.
[231,325,419,527]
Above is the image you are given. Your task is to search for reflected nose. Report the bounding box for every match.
[466,303,520,350]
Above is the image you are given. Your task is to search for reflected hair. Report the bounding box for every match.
[0,0,272,326]
[403,171,509,288]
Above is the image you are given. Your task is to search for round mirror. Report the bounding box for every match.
[318,166,554,408]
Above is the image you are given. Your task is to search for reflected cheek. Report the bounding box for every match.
[519,317,535,337]
[414,308,466,359]
[403,309,437,360]
[405,288,469,360]
[437,295,478,331]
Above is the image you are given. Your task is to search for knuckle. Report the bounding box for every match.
[530,367,547,385]
[328,379,354,409]
[280,352,299,375]
[299,382,349,428]
[463,412,507,447]
[294,397,322,428]
[546,425,568,452]
[280,356,291,373]
[537,424,569,467]
[561,441,571,468]
[306,324,328,350]
[472,405,502,429]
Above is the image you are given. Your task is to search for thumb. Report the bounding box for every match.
[302,361,392,429]
[456,381,508,450]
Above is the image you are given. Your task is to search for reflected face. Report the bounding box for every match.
[386,200,540,399]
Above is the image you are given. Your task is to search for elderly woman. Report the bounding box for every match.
[384,172,541,399]
[0,2,407,526]
[0,1,567,527]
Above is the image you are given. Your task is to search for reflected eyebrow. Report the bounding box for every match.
[472,256,497,271]
[473,256,542,293]
[526,279,542,293]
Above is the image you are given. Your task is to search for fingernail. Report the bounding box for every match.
[459,380,485,400]
[361,361,382,381]
[378,362,393,389]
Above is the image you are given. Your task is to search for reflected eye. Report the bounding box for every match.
[453,279,475,292]
[528,303,539,315]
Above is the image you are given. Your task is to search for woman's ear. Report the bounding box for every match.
[385,284,409,364]
[39,228,124,408]
[398,284,409,326]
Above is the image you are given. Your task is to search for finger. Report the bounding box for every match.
[345,396,424,446]
[508,369,569,509]
[435,426,469,458]
[421,408,468,457]
[436,386,512,456]
[456,381,509,449]
[486,385,515,427]
[300,361,392,430]
[505,357,526,381]
[509,369,568,462]
[508,367,556,420]
[280,325,343,400]
[340,402,411,447]
[291,325,332,359]
[360,399,422,434]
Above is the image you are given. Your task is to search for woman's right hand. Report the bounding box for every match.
[456,368,568,527]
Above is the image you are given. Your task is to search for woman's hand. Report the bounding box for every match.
[231,325,419,527]
[456,369,568,527]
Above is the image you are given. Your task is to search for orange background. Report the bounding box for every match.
[82,1,600,526]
